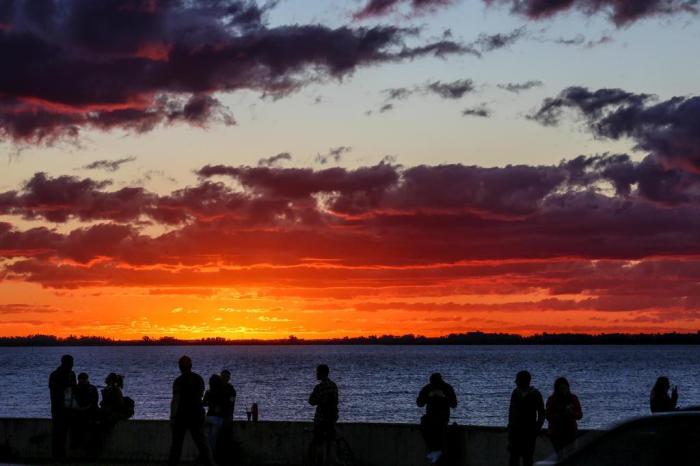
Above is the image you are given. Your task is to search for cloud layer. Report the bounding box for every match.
[0,0,471,144]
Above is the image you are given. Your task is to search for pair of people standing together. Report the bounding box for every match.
[508,371,582,466]
[168,356,236,466]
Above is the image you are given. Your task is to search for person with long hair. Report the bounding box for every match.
[546,377,583,456]
[650,376,678,413]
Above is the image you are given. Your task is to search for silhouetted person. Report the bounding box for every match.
[219,369,236,463]
[101,373,126,424]
[71,372,99,449]
[221,369,237,420]
[73,373,99,417]
[417,372,457,464]
[308,364,338,466]
[168,356,213,466]
[203,374,226,460]
[546,377,582,456]
[508,371,545,466]
[650,376,678,413]
[49,354,76,460]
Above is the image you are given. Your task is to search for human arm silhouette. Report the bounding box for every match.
[416,385,428,407]
[447,384,457,409]
[309,384,319,406]
[535,391,546,431]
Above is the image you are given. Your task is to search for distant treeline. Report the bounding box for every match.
[2,331,700,346]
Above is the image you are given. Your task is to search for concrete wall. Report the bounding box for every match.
[0,418,587,465]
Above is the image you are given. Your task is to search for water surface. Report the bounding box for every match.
[1,345,698,428]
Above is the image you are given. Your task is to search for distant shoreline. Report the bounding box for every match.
[2,332,700,346]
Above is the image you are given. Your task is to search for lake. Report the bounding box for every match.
[1,345,698,428]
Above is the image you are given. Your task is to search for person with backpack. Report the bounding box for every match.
[101,373,134,423]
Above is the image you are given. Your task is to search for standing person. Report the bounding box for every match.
[203,374,226,461]
[508,370,545,466]
[308,364,339,466]
[220,369,237,420]
[168,356,213,466]
[546,377,583,457]
[219,369,237,463]
[72,372,99,443]
[650,376,678,413]
[416,372,457,465]
[49,354,76,460]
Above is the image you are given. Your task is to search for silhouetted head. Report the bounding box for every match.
[316,364,329,381]
[430,372,443,384]
[60,354,74,370]
[516,370,531,390]
[105,372,120,387]
[78,372,89,385]
[653,376,671,393]
[221,370,231,383]
[209,374,223,390]
[554,377,570,396]
[178,355,192,373]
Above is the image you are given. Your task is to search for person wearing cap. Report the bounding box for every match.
[168,356,213,466]
[417,372,458,464]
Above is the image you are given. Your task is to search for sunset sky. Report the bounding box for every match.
[2,0,700,339]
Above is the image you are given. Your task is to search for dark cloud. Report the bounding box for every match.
[486,0,698,26]
[354,0,457,19]
[0,0,472,145]
[552,34,614,48]
[530,86,700,171]
[0,172,152,223]
[378,78,475,112]
[258,152,292,167]
[498,80,543,93]
[383,88,413,101]
[462,104,491,117]
[82,155,137,172]
[315,146,352,165]
[4,153,700,296]
[425,79,475,99]
[473,27,527,52]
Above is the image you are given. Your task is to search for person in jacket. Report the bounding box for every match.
[546,377,583,456]
[650,376,678,413]
[308,364,339,466]
[168,356,212,466]
[49,354,76,460]
[416,372,458,464]
[508,370,545,466]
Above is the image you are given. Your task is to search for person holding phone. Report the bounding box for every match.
[650,376,678,413]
